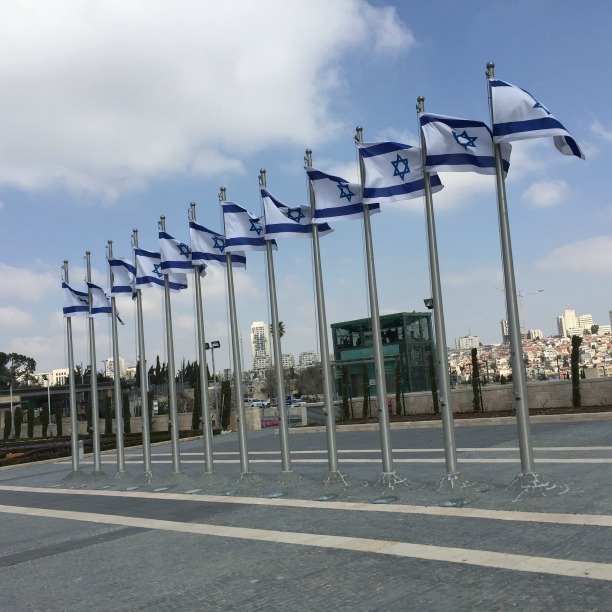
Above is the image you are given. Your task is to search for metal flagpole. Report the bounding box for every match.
[188,203,214,474]
[220,186,251,476]
[486,62,535,477]
[305,149,342,479]
[355,127,394,479]
[63,261,80,473]
[85,251,103,474]
[416,97,461,483]
[259,169,292,473]
[158,216,181,475]
[132,229,153,477]
[107,241,126,477]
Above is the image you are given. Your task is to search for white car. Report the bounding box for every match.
[291,400,306,407]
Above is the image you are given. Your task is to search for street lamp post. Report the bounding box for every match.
[205,341,221,426]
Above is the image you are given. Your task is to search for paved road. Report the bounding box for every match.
[1,420,611,610]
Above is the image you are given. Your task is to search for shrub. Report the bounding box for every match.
[41,406,49,437]
[104,396,112,435]
[55,405,63,436]
[122,391,131,434]
[27,405,34,438]
[3,411,12,440]
[14,406,22,438]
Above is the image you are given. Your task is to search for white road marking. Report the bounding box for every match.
[0,502,609,581]
[1,484,612,528]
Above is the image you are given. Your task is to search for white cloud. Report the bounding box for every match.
[442,266,502,288]
[590,120,612,143]
[536,236,612,275]
[522,179,569,208]
[0,1,415,198]
[0,262,58,303]
[0,307,34,328]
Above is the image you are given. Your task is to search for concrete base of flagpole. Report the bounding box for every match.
[372,471,414,491]
[61,469,92,487]
[503,472,571,501]
[322,471,351,488]
[113,471,132,483]
[433,472,489,495]
[195,472,230,491]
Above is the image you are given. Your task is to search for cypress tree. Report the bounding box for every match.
[27,404,34,438]
[3,411,11,440]
[428,352,439,415]
[14,406,22,438]
[471,348,482,412]
[104,395,112,435]
[192,372,202,431]
[55,405,63,436]
[41,403,49,437]
[571,335,582,408]
[122,390,131,434]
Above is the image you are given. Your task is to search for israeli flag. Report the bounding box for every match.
[420,113,511,176]
[262,188,333,240]
[358,142,443,205]
[189,221,247,268]
[62,282,88,317]
[222,202,276,252]
[87,282,112,316]
[490,79,584,160]
[159,230,204,276]
[108,257,136,299]
[135,247,188,292]
[305,168,380,223]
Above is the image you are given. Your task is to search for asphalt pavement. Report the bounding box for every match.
[1,417,612,610]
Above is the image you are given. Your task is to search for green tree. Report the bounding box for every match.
[362,364,370,419]
[192,372,201,431]
[41,403,49,437]
[122,391,131,434]
[14,406,22,438]
[571,334,582,408]
[27,404,34,437]
[3,410,11,439]
[55,405,63,436]
[0,352,37,387]
[104,395,112,435]
[428,353,439,415]
[471,348,482,412]
[220,380,232,430]
[147,390,154,425]
[341,365,350,421]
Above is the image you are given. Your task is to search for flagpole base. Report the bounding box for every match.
[433,472,489,495]
[372,471,414,491]
[503,472,571,500]
[322,471,351,488]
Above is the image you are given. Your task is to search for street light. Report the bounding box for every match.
[205,341,221,425]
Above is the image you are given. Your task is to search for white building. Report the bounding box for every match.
[104,356,126,379]
[282,353,295,369]
[527,329,544,340]
[251,321,271,371]
[298,351,318,367]
[455,335,480,350]
[557,309,594,337]
[500,320,510,343]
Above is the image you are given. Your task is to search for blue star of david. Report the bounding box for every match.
[178,243,191,258]
[212,235,225,252]
[452,130,478,150]
[533,101,551,115]
[337,182,355,202]
[152,263,162,278]
[391,154,410,180]
[286,207,305,223]
[249,220,263,235]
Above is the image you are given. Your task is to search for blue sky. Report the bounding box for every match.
[1,0,610,375]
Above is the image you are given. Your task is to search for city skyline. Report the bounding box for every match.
[1,2,611,376]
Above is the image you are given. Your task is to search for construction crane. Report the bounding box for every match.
[496,288,545,333]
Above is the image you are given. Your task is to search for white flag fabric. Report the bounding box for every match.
[189,221,247,268]
[305,168,380,223]
[490,79,584,159]
[62,282,88,317]
[420,113,511,176]
[87,282,112,316]
[159,230,204,276]
[108,257,136,298]
[222,202,276,252]
[262,188,333,240]
[358,142,443,204]
[135,247,188,292]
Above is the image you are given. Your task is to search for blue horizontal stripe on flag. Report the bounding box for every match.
[92,307,112,315]
[137,276,164,287]
[421,115,488,131]
[359,142,411,158]
[313,202,363,219]
[363,179,428,199]
[427,153,495,169]
[63,306,88,314]
[192,251,225,263]
[563,136,582,158]
[493,117,568,138]
[225,237,265,248]
[307,169,345,183]
[489,79,511,89]
[160,261,192,271]
[159,231,173,240]
[112,286,133,294]
[222,203,246,214]
[266,222,310,234]
[109,259,136,274]
[168,281,187,291]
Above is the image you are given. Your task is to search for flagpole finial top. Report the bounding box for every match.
[355,126,363,143]
[258,168,266,187]
[486,62,495,77]
[305,148,312,154]
[416,96,425,113]
[219,186,226,202]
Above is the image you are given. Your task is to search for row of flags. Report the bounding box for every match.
[63,78,583,317]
